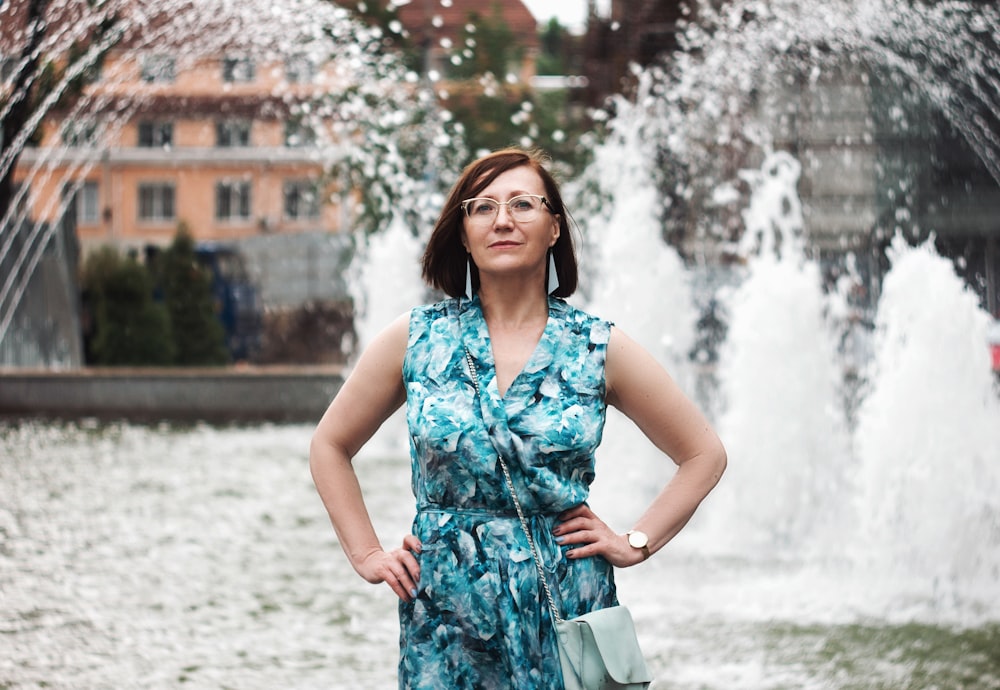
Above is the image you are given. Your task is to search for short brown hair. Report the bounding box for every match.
[421,148,578,298]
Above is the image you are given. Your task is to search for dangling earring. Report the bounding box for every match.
[547,250,560,295]
[465,256,474,300]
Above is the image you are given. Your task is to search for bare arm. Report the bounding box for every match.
[309,312,421,600]
[553,326,727,566]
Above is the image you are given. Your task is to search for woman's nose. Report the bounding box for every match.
[493,203,514,227]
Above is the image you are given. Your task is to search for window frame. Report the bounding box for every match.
[215,180,253,221]
[215,119,252,147]
[71,181,100,225]
[137,182,176,223]
[284,120,317,148]
[141,54,176,83]
[137,120,173,148]
[221,56,255,83]
[284,54,316,84]
[283,179,321,220]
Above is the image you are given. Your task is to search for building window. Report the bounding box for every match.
[284,54,315,84]
[137,121,173,148]
[284,120,316,148]
[216,119,251,147]
[65,181,100,224]
[138,183,175,222]
[222,56,255,83]
[215,180,252,220]
[283,180,321,220]
[61,119,98,146]
[141,54,176,83]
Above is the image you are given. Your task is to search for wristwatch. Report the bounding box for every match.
[626,530,650,561]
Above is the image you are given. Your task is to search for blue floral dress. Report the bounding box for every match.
[399,296,618,689]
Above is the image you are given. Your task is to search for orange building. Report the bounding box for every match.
[13,48,349,255]
[8,0,543,257]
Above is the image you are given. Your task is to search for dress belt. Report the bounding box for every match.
[416,505,557,520]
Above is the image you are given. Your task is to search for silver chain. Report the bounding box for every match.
[465,347,563,623]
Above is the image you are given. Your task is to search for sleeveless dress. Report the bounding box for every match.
[399,295,618,689]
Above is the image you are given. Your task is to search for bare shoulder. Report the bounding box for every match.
[379,310,412,348]
[353,310,410,375]
[605,325,665,403]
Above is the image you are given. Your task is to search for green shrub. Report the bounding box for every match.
[82,248,174,365]
[158,227,229,366]
[80,226,230,366]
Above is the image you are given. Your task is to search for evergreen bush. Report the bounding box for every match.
[81,247,174,365]
[157,227,229,366]
[81,226,230,366]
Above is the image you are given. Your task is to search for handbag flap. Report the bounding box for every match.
[574,606,653,684]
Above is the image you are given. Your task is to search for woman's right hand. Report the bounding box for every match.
[358,534,422,602]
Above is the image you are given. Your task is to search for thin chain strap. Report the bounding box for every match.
[464,348,563,624]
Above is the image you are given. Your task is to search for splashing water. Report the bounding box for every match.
[701,154,853,558]
[582,0,1000,253]
[349,217,427,354]
[568,0,1000,623]
[348,215,427,457]
[579,86,697,383]
[853,236,1000,612]
[570,82,700,521]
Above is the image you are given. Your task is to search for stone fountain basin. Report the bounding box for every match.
[0,365,344,423]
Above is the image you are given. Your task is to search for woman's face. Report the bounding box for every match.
[460,165,560,284]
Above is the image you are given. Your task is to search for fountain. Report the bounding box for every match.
[564,0,1000,632]
[347,213,428,457]
[854,235,1000,611]
[2,0,1000,687]
[699,151,855,558]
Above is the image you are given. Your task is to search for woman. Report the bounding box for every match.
[310,148,727,688]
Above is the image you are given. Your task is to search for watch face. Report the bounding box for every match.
[628,531,648,548]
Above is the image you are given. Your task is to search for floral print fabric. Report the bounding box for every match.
[399,296,618,689]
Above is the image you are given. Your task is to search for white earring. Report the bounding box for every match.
[465,257,474,300]
[547,250,559,295]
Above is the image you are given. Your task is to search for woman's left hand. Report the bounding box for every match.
[552,504,646,567]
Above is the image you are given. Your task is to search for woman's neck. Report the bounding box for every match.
[476,280,549,331]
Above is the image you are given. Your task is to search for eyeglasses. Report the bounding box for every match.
[461,194,552,225]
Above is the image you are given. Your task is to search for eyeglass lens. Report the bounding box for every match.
[465,195,544,223]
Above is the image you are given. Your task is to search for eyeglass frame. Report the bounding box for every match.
[460,194,554,223]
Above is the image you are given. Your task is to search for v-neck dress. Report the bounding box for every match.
[399,296,618,689]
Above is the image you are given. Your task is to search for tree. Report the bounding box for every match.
[0,0,121,223]
[81,246,174,366]
[80,229,230,367]
[0,0,47,221]
[443,11,591,172]
[537,18,571,76]
[157,227,229,366]
[336,0,422,72]
[449,5,521,81]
